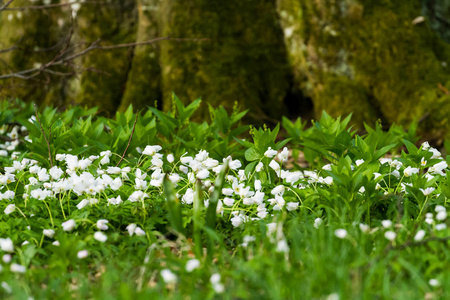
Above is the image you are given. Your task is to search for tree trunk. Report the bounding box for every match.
[119,0,162,112]
[278,0,450,139]
[0,0,68,106]
[74,0,138,116]
[159,0,293,122]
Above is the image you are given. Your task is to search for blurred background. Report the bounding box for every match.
[0,0,450,142]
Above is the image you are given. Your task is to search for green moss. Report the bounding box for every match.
[0,0,68,104]
[75,0,138,116]
[119,0,162,111]
[278,0,450,139]
[159,0,292,122]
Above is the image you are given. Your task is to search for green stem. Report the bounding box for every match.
[43,199,54,227]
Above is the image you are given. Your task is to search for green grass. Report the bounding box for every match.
[0,99,449,299]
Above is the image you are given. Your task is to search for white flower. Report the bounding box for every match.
[107,196,123,206]
[110,177,122,190]
[4,204,15,215]
[210,273,221,285]
[134,227,146,236]
[403,166,419,177]
[314,218,323,229]
[355,159,364,166]
[286,202,299,211]
[97,219,109,231]
[196,169,210,179]
[390,170,400,179]
[181,188,194,205]
[161,269,177,284]
[254,179,262,191]
[126,224,137,236]
[436,211,447,221]
[231,215,242,227]
[10,263,26,273]
[76,199,89,210]
[43,229,55,238]
[62,219,76,232]
[277,147,289,162]
[49,166,63,180]
[334,229,347,239]
[77,250,89,259]
[429,279,439,287]
[229,159,242,170]
[384,231,396,241]
[2,254,11,263]
[421,157,427,167]
[421,141,430,151]
[167,154,174,163]
[428,160,447,176]
[106,167,121,174]
[414,230,426,241]
[0,238,14,252]
[222,188,234,196]
[429,147,441,159]
[94,232,107,243]
[1,281,11,293]
[142,145,162,156]
[271,185,285,196]
[436,223,447,231]
[186,259,200,272]
[381,220,392,228]
[420,187,435,196]
[322,164,332,171]
[223,197,234,207]
[169,173,181,185]
[264,147,278,158]
[255,162,264,172]
[269,160,280,172]
[212,283,225,294]
[52,241,60,246]
[359,223,370,233]
[276,239,290,253]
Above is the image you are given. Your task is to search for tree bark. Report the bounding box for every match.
[159,0,293,122]
[74,0,138,116]
[278,0,450,139]
[119,0,162,112]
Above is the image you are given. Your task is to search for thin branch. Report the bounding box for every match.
[0,0,14,12]
[0,45,19,54]
[117,110,140,167]
[0,36,209,80]
[1,1,104,11]
[33,103,53,168]
[394,236,450,251]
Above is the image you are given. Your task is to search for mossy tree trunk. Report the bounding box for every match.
[74,0,138,116]
[159,0,293,122]
[278,0,450,139]
[119,0,162,112]
[0,0,68,106]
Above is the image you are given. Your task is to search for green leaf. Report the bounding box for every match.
[163,175,185,235]
[245,147,261,161]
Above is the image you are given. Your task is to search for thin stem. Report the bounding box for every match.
[43,199,54,227]
[117,110,140,166]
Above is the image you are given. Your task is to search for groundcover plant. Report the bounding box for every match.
[0,98,450,299]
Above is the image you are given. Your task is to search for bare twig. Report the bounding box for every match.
[33,103,53,168]
[394,236,450,251]
[117,110,140,167]
[0,36,209,80]
[0,0,14,12]
[0,45,19,54]
[1,1,104,11]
